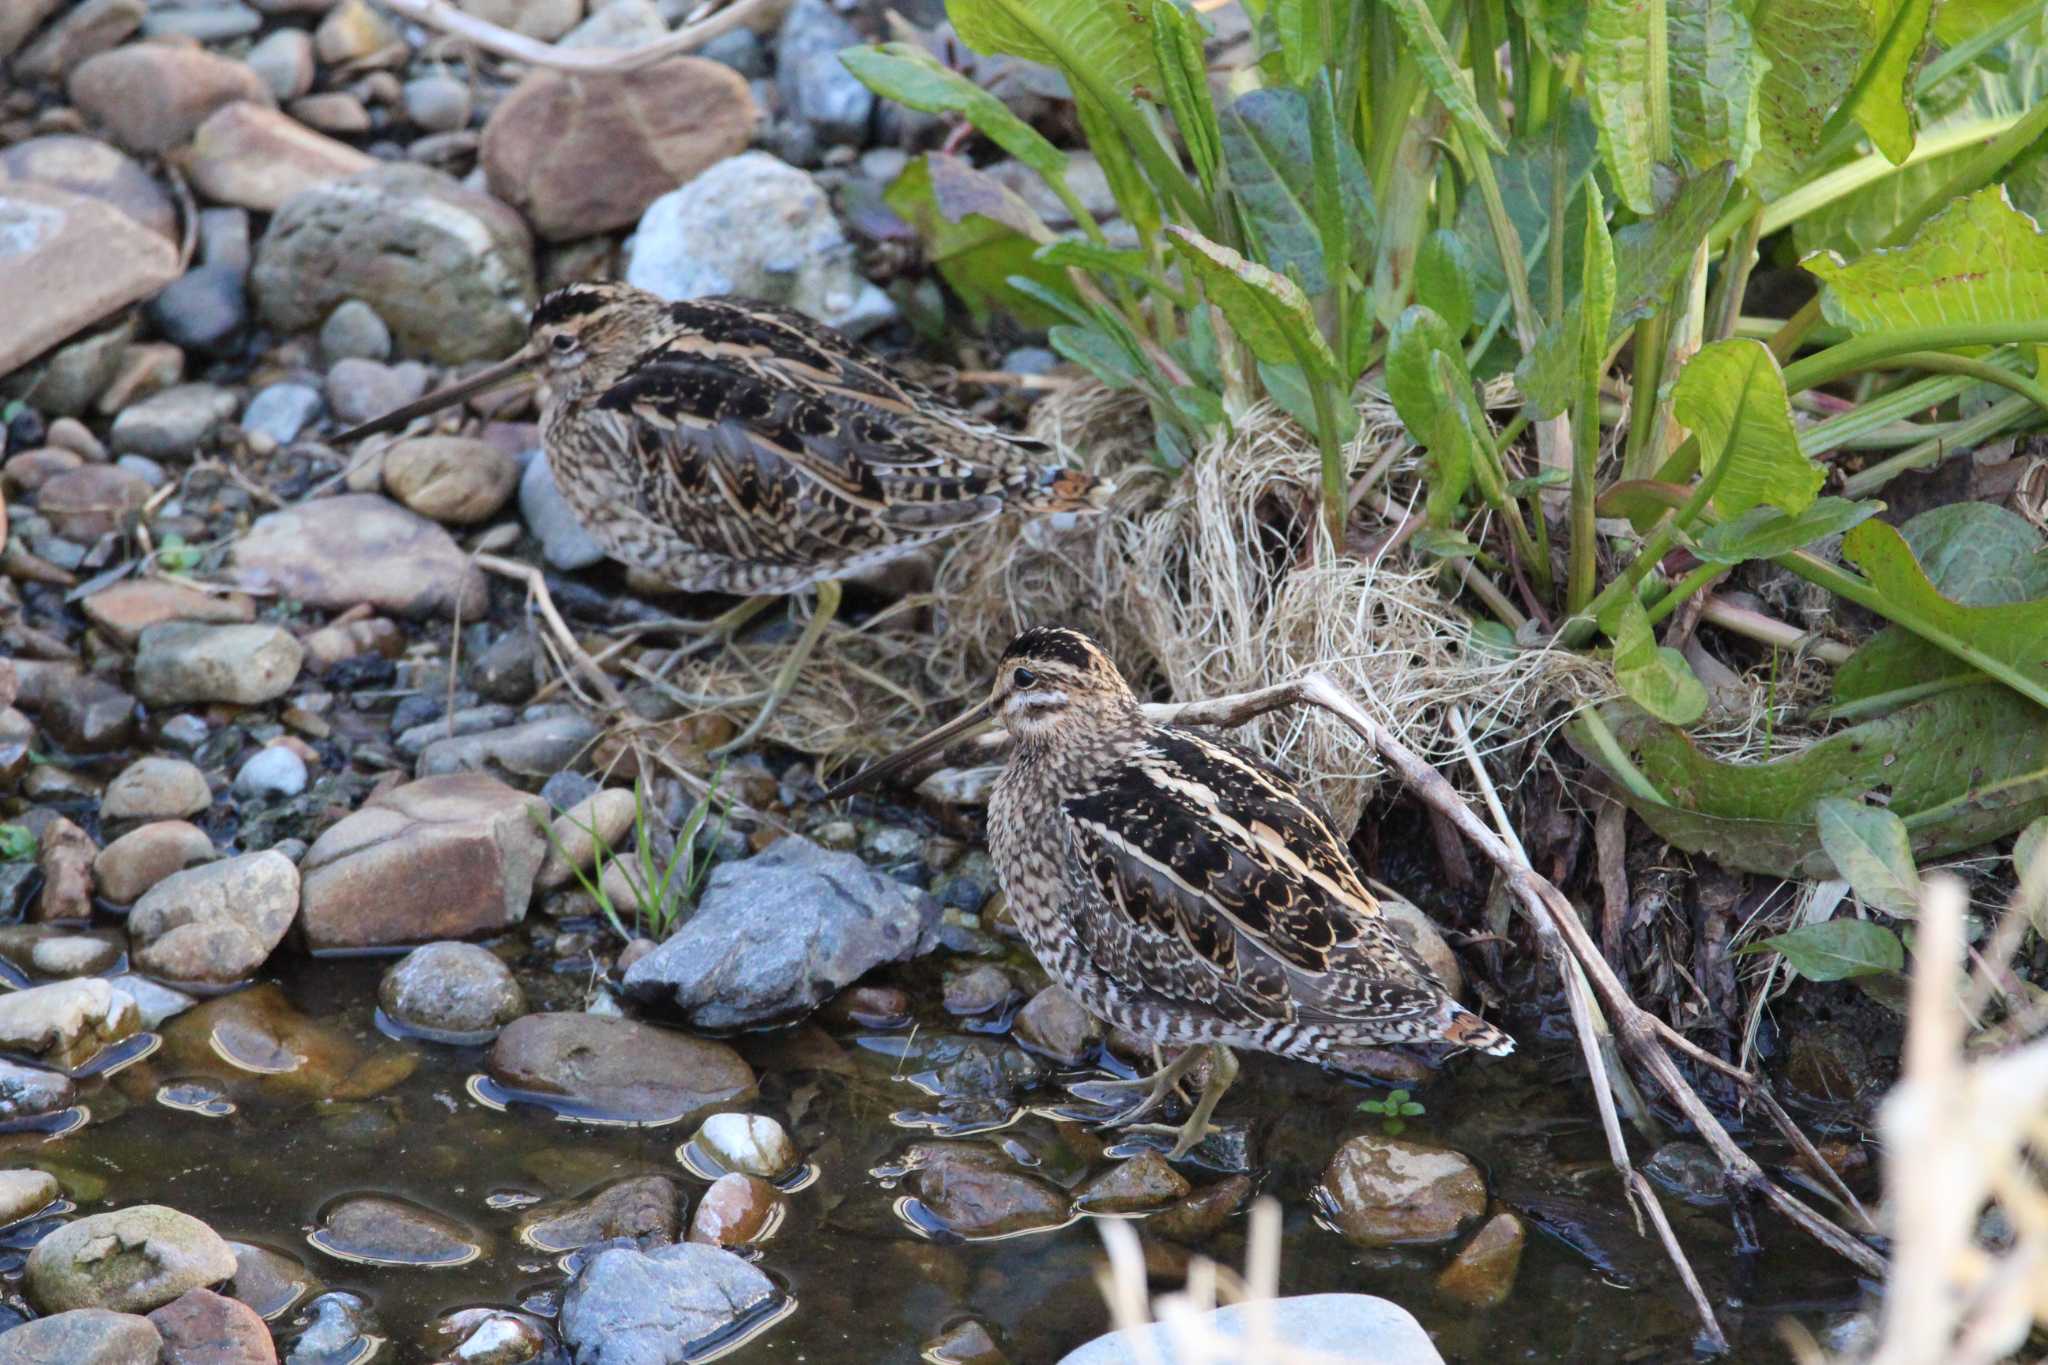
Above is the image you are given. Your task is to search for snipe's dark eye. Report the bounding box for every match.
[550,333,577,353]
[1012,667,1039,690]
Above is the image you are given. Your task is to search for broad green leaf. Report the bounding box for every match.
[1072,90,1159,241]
[1152,0,1223,196]
[1414,526,1482,560]
[1384,0,1507,154]
[1750,0,1904,196]
[1049,322,1145,389]
[1806,186,2048,340]
[1258,361,1362,442]
[1168,383,1225,429]
[1583,0,1663,213]
[1507,0,1585,53]
[1222,90,1336,295]
[1416,230,1474,337]
[2015,815,2048,935]
[1262,0,1327,86]
[921,151,1053,242]
[1452,111,1600,333]
[1815,796,1923,915]
[947,0,1165,104]
[1034,238,1154,282]
[1578,180,1616,398]
[1690,497,1882,564]
[1309,73,1374,280]
[1387,305,1483,523]
[1671,340,1823,517]
[885,157,1071,323]
[1165,227,1339,373]
[1739,919,1905,980]
[1934,0,2037,44]
[1603,597,1709,725]
[840,44,1066,180]
[1574,683,2048,876]
[1669,0,1763,175]
[1848,0,1936,164]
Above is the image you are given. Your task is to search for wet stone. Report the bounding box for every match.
[0,978,138,1069]
[1147,1174,1252,1245]
[165,983,416,1101]
[1012,985,1101,1065]
[942,964,1015,1017]
[518,1175,679,1253]
[910,1143,1071,1240]
[310,1196,481,1268]
[0,1308,164,1365]
[487,1012,755,1125]
[686,1172,781,1249]
[1644,1141,1726,1206]
[146,1286,277,1364]
[0,1057,76,1120]
[101,756,211,821]
[1319,1135,1488,1247]
[224,1242,313,1323]
[1435,1210,1526,1310]
[558,1242,778,1365]
[27,933,122,977]
[129,850,299,986]
[690,1112,798,1181]
[106,976,195,1030]
[1073,1152,1191,1215]
[379,941,526,1039]
[27,1204,238,1313]
[424,1308,548,1364]
[282,1290,380,1363]
[923,1318,1006,1365]
[0,1169,59,1226]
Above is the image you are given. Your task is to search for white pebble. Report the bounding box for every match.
[233,746,309,800]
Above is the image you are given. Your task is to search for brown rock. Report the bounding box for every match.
[4,445,85,491]
[1012,984,1102,1065]
[38,463,151,540]
[101,756,211,821]
[1319,1134,1488,1247]
[298,773,548,949]
[301,615,402,671]
[519,1174,680,1252]
[0,1308,163,1364]
[163,984,416,1100]
[309,1196,480,1268]
[488,1012,756,1124]
[288,93,371,134]
[179,102,374,213]
[27,1205,239,1314]
[457,0,582,42]
[381,436,520,524]
[231,494,489,619]
[1435,1210,1525,1310]
[0,978,138,1069]
[0,135,177,240]
[35,814,96,922]
[920,1319,1006,1365]
[0,182,177,387]
[129,850,300,986]
[83,580,256,647]
[481,58,755,241]
[0,0,63,61]
[1149,1174,1252,1244]
[1073,1152,1191,1214]
[909,1143,1071,1240]
[68,44,275,156]
[94,821,215,904]
[40,677,137,754]
[12,0,143,83]
[95,341,184,416]
[686,1172,782,1248]
[148,1286,278,1364]
[313,0,396,62]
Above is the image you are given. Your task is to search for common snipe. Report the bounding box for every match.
[334,282,1109,750]
[827,627,1513,1158]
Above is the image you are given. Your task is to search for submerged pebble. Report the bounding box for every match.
[558,1242,781,1365]
[309,1195,482,1268]
[689,1112,799,1181]
[1317,1135,1488,1247]
[26,1204,237,1313]
[518,1175,680,1253]
[686,1172,783,1248]
[379,941,525,1040]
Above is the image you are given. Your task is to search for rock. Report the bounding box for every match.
[245,28,314,101]
[134,622,303,706]
[83,580,255,646]
[37,464,150,539]
[910,1143,1071,1239]
[163,984,415,1100]
[0,1309,163,1365]
[324,357,428,427]
[474,629,540,703]
[559,0,662,46]
[289,93,370,134]
[231,494,489,619]
[402,75,471,134]
[0,978,136,1069]
[27,1205,238,1314]
[518,1175,679,1252]
[314,0,395,62]
[4,446,83,492]
[1012,985,1101,1065]
[105,974,195,1029]
[67,45,274,156]
[1378,894,1463,998]
[488,1011,754,1124]
[8,930,122,978]
[40,677,136,754]
[481,58,755,242]
[92,336,181,416]
[309,1196,480,1268]
[0,0,62,61]
[179,102,374,213]
[12,0,144,83]
[221,1242,312,1323]
[456,0,581,42]
[922,1319,1005,1365]
[1074,1153,1190,1214]
[129,850,299,986]
[317,300,391,365]
[1149,1174,1252,1245]
[775,0,873,153]
[33,815,96,922]
[625,151,895,338]
[426,1310,545,1365]
[140,1,261,41]
[280,1293,378,1363]
[107,383,238,459]
[251,164,537,364]
[537,787,636,889]
[415,713,604,785]
[300,773,547,950]
[149,266,246,355]
[558,1243,778,1365]
[942,964,1016,1017]
[0,1058,77,1120]
[147,1287,277,1364]
[623,836,940,1029]
[1435,1211,1525,1310]
[94,823,214,905]
[379,941,525,1039]
[233,746,309,801]
[241,382,325,448]
[101,756,212,821]
[687,1172,781,1249]
[519,453,606,570]
[1319,1135,1488,1247]
[382,436,519,524]
[690,1113,798,1180]
[1056,1295,1445,1365]
[0,1170,59,1226]
[0,135,176,241]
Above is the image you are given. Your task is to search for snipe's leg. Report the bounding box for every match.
[710,579,842,757]
[1125,1044,1240,1160]
[1069,1045,1204,1126]
[656,594,780,665]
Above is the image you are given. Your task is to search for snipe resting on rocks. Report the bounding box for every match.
[826,626,1514,1158]
[334,281,1110,752]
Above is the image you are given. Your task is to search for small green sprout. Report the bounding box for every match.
[156,534,204,573]
[1357,1088,1426,1135]
[532,771,729,944]
[0,825,36,862]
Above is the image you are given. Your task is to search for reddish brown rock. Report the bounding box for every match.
[82,580,256,647]
[148,1286,278,1364]
[4,446,86,491]
[687,1172,782,1248]
[0,134,177,240]
[12,0,143,82]
[1435,1210,1526,1309]
[38,463,151,540]
[1319,1135,1488,1247]
[68,44,276,155]
[178,102,374,213]
[35,813,96,922]
[0,181,178,381]
[488,1012,755,1125]
[94,821,216,905]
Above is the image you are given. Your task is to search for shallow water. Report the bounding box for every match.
[0,938,1873,1364]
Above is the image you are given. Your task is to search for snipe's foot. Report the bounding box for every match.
[1067,1045,1204,1128]
[1129,1044,1239,1160]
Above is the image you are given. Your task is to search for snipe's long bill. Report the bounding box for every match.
[820,701,994,800]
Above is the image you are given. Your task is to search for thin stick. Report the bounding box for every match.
[474,553,626,708]
[374,0,776,72]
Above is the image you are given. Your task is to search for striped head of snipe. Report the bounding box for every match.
[989,626,1142,750]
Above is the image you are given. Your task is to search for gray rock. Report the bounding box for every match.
[625,151,896,339]
[395,703,518,759]
[558,1242,779,1365]
[26,1205,238,1314]
[318,299,393,365]
[245,27,314,101]
[129,849,300,986]
[402,74,472,133]
[0,1309,163,1365]
[252,163,537,364]
[140,1,261,41]
[0,1169,59,1226]
[489,1012,754,1124]
[1056,1294,1445,1365]
[775,0,873,154]
[309,1196,481,1268]
[242,382,323,446]
[115,454,165,487]
[379,941,526,1039]
[474,629,540,704]
[197,207,251,272]
[283,1291,380,1362]
[232,493,489,620]
[416,713,602,786]
[623,835,941,1029]
[519,453,607,570]
[134,622,304,706]
[107,383,238,460]
[0,1057,76,1120]
[147,266,246,354]
[559,0,664,48]
[41,677,135,753]
[696,25,766,77]
[324,357,429,428]
[104,975,196,1029]
[233,745,309,800]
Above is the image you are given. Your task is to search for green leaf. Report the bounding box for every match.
[0,825,35,861]
[1506,468,1572,496]
[1816,796,1923,915]
[1671,339,1824,517]
[1033,238,1155,282]
[1258,360,1361,441]
[1050,323,1145,389]
[1452,111,1600,334]
[1751,0,1888,196]
[1602,597,1709,726]
[1309,72,1374,278]
[1848,0,1936,164]
[839,43,1067,180]
[1690,497,1882,564]
[1152,0,1224,196]
[1413,526,1482,560]
[1165,227,1339,374]
[947,0,1165,104]
[1387,305,1485,523]
[1739,919,1905,980]
[1574,684,2048,876]
[1578,178,1616,395]
[886,156,1069,323]
[1583,0,1664,213]
[1669,0,1764,175]
[1222,89,1337,295]
[2015,815,2048,935]
[1507,0,1585,53]
[1416,230,1475,338]
[1933,0,2038,45]
[1384,0,1507,154]
[1805,185,2048,340]
[1073,89,1160,240]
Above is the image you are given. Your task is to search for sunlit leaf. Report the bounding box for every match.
[1934,0,2037,44]
[885,156,1072,323]
[947,0,1165,103]
[1583,0,1663,212]
[1387,305,1483,524]
[1669,0,1763,175]
[1416,230,1475,337]
[840,43,1067,180]
[1738,919,1905,980]
[1602,597,1709,725]
[1033,238,1153,282]
[1848,0,1936,164]
[1223,89,1346,294]
[1671,339,1824,517]
[1165,227,1338,373]
[1452,111,1599,334]
[1073,90,1159,240]
[1384,0,1507,154]
[1816,796,1923,915]
[1805,185,2048,340]
[1751,0,1887,195]
[1152,0,1223,195]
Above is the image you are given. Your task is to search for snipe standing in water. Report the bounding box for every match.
[826,626,1514,1158]
[334,282,1109,752]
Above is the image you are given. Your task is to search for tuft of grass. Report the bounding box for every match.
[535,772,729,943]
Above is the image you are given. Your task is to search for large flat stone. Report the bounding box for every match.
[230,494,487,619]
[0,181,177,378]
[179,101,374,212]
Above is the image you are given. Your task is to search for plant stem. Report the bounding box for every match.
[1642,562,1723,628]
[1783,323,2048,394]
[1706,205,1763,343]
[1839,392,2038,497]
[1858,351,2048,415]
[1809,673,1984,723]
[1797,368,1976,458]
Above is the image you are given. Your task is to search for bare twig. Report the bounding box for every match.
[373,0,777,73]
[474,553,626,708]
